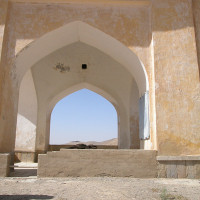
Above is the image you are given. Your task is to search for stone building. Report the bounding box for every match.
[0,0,200,178]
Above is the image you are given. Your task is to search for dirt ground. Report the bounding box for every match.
[0,163,199,200]
[0,174,200,200]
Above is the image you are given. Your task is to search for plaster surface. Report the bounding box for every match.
[15,70,37,152]
[0,0,199,161]
[193,0,200,76]
[152,0,200,155]
[0,0,8,61]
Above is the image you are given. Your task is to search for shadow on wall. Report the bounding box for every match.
[0,195,54,199]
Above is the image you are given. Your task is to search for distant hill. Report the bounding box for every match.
[65,138,117,146]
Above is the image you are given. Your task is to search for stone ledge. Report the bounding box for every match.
[38,149,157,178]
[157,158,200,179]
[157,156,200,161]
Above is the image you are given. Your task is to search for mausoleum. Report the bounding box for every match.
[0,0,200,178]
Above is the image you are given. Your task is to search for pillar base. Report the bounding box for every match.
[0,153,11,177]
[15,151,37,163]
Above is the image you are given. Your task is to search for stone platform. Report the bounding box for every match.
[38,149,157,178]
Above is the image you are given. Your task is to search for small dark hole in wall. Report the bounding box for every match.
[82,64,87,70]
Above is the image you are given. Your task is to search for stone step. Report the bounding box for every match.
[38,149,157,178]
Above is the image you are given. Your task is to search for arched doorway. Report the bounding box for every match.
[45,81,129,151]
[50,89,118,146]
[13,21,150,160]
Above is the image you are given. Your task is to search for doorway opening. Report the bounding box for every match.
[12,21,150,174]
[50,89,118,149]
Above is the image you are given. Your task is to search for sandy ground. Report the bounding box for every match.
[0,163,199,200]
[0,177,200,200]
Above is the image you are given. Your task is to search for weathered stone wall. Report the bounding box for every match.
[0,0,199,157]
[152,0,200,155]
[38,149,158,177]
[0,0,8,59]
[157,156,200,179]
[193,0,200,77]
[38,149,200,178]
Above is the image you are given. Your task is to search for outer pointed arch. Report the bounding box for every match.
[16,21,149,97]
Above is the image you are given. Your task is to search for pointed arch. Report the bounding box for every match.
[16,21,150,152]
[50,88,118,145]
[45,82,129,149]
[47,82,120,116]
[16,21,149,97]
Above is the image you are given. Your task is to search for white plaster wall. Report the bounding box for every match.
[15,70,37,152]
[31,42,139,150]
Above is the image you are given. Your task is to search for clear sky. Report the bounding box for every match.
[50,89,118,144]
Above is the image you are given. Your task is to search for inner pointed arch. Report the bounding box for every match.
[50,88,118,145]
[48,82,120,116]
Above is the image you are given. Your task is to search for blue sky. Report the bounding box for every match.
[50,89,118,144]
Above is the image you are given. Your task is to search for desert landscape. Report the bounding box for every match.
[64,138,118,146]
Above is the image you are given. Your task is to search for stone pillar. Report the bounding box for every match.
[35,105,49,159]
[0,1,18,171]
[129,82,140,149]
[0,1,16,153]
[118,110,130,149]
[0,154,10,177]
[0,0,8,59]
[15,70,38,162]
[193,0,200,76]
